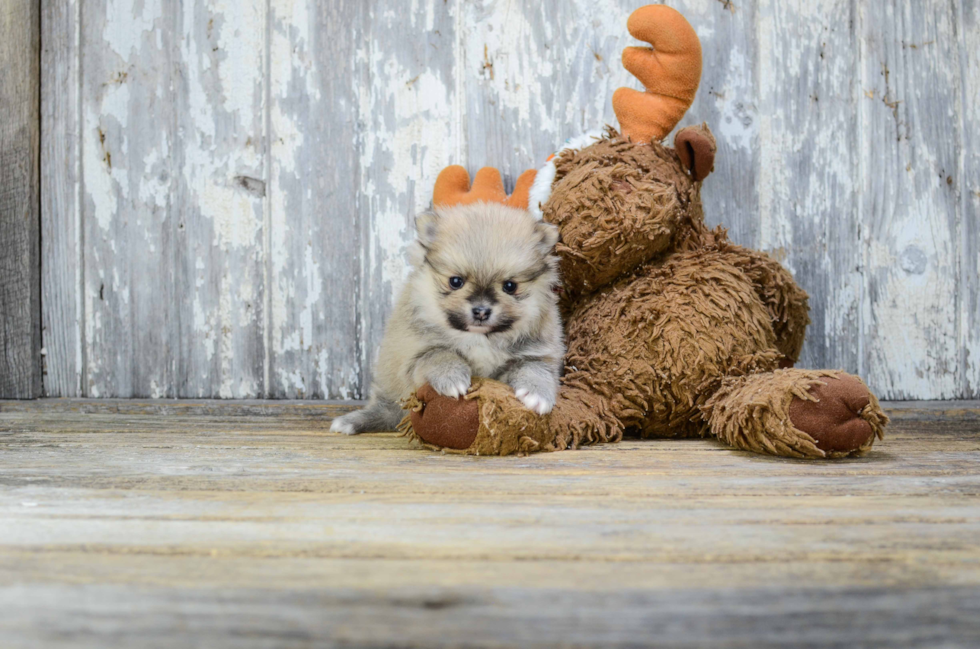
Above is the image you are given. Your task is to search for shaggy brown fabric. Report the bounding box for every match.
[407,237,812,456]
[561,247,783,440]
[711,241,811,364]
[544,130,700,301]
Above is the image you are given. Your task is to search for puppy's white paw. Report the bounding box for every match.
[514,388,554,415]
[429,370,472,399]
[329,415,358,435]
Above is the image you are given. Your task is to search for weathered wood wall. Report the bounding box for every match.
[1,0,41,398]
[40,0,979,400]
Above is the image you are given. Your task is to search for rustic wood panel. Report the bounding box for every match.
[755,0,862,374]
[40,0,82,398]
[960,0,980,399]
[173,1,268,399]
[78,0,177,397]
[39,0,978,400]
[859,2,963,399]
[0,0,41,399]
[266,0,362,399]
[684,0,761,246]
[0,402,978,646]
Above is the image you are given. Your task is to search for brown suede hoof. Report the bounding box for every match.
[410,384,480,450]
[788,375,875,454]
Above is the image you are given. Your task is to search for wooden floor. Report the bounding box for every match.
[1,399,979,648]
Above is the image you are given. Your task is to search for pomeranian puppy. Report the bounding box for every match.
[330,202,564,435]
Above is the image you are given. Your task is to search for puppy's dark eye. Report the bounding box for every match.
[502,280,518,295]
[449,276,465,290]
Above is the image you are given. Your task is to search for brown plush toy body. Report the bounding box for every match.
[403,5,887,459]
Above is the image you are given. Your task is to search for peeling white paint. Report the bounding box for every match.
[46,0,979,400]
[103,0,163,59]
[715,48,756,152]
[83,110,118,233]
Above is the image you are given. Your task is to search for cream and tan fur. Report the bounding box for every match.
[331,203,564,435]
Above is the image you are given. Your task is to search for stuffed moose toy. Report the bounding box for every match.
[400,4,887,458]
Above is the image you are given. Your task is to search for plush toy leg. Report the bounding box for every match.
[702,369,888,458]
[402,378,622,456]
[711,243,811,366]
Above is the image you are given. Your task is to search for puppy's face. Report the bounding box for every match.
[411,203,559,336]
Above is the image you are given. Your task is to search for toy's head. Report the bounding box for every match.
[539,5,717,300]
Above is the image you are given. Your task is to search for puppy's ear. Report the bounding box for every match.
[534,221,560,254]
[415,210,440,248]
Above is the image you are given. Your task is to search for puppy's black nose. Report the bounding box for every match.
[471,306,492,322]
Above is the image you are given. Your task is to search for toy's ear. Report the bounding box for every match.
[675,125,716,182]
[534,221,559,255]
[415,210,440,248]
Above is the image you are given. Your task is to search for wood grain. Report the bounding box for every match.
[0,401,978,646]
[173,0,268,399]
[40,0,82,398]
[38,0,979,400]
[0,0,41,399]
[756,0,862,374]
[77,0,178,397]
[859,2,962,399]
[685,0,761,247]
[265,0,362,399]
[960,0,980,399]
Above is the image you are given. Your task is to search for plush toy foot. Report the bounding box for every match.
[402,379,556,455]
[787,374,885,455]
[402,377,621,456]
[704,369,888,458]
[406,383,481,451]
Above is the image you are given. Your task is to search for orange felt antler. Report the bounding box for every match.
[612,5,702,144]
[432,166,537,209]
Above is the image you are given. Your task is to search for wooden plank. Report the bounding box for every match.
[76,1,268,398]
[0,0,41,399]
[2,396,977,419]
[681,0,761,247]
[960,0,980,398]
[173,1,268,398]
[0,406,978,646]
[0,397,360,417]
[2,410,980,496]
[79,0,178,397]
[756,0,862,374]
[859,1,962,399]
[40,0,82,397]
[0,577,974,649]
[266,0,365,398]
